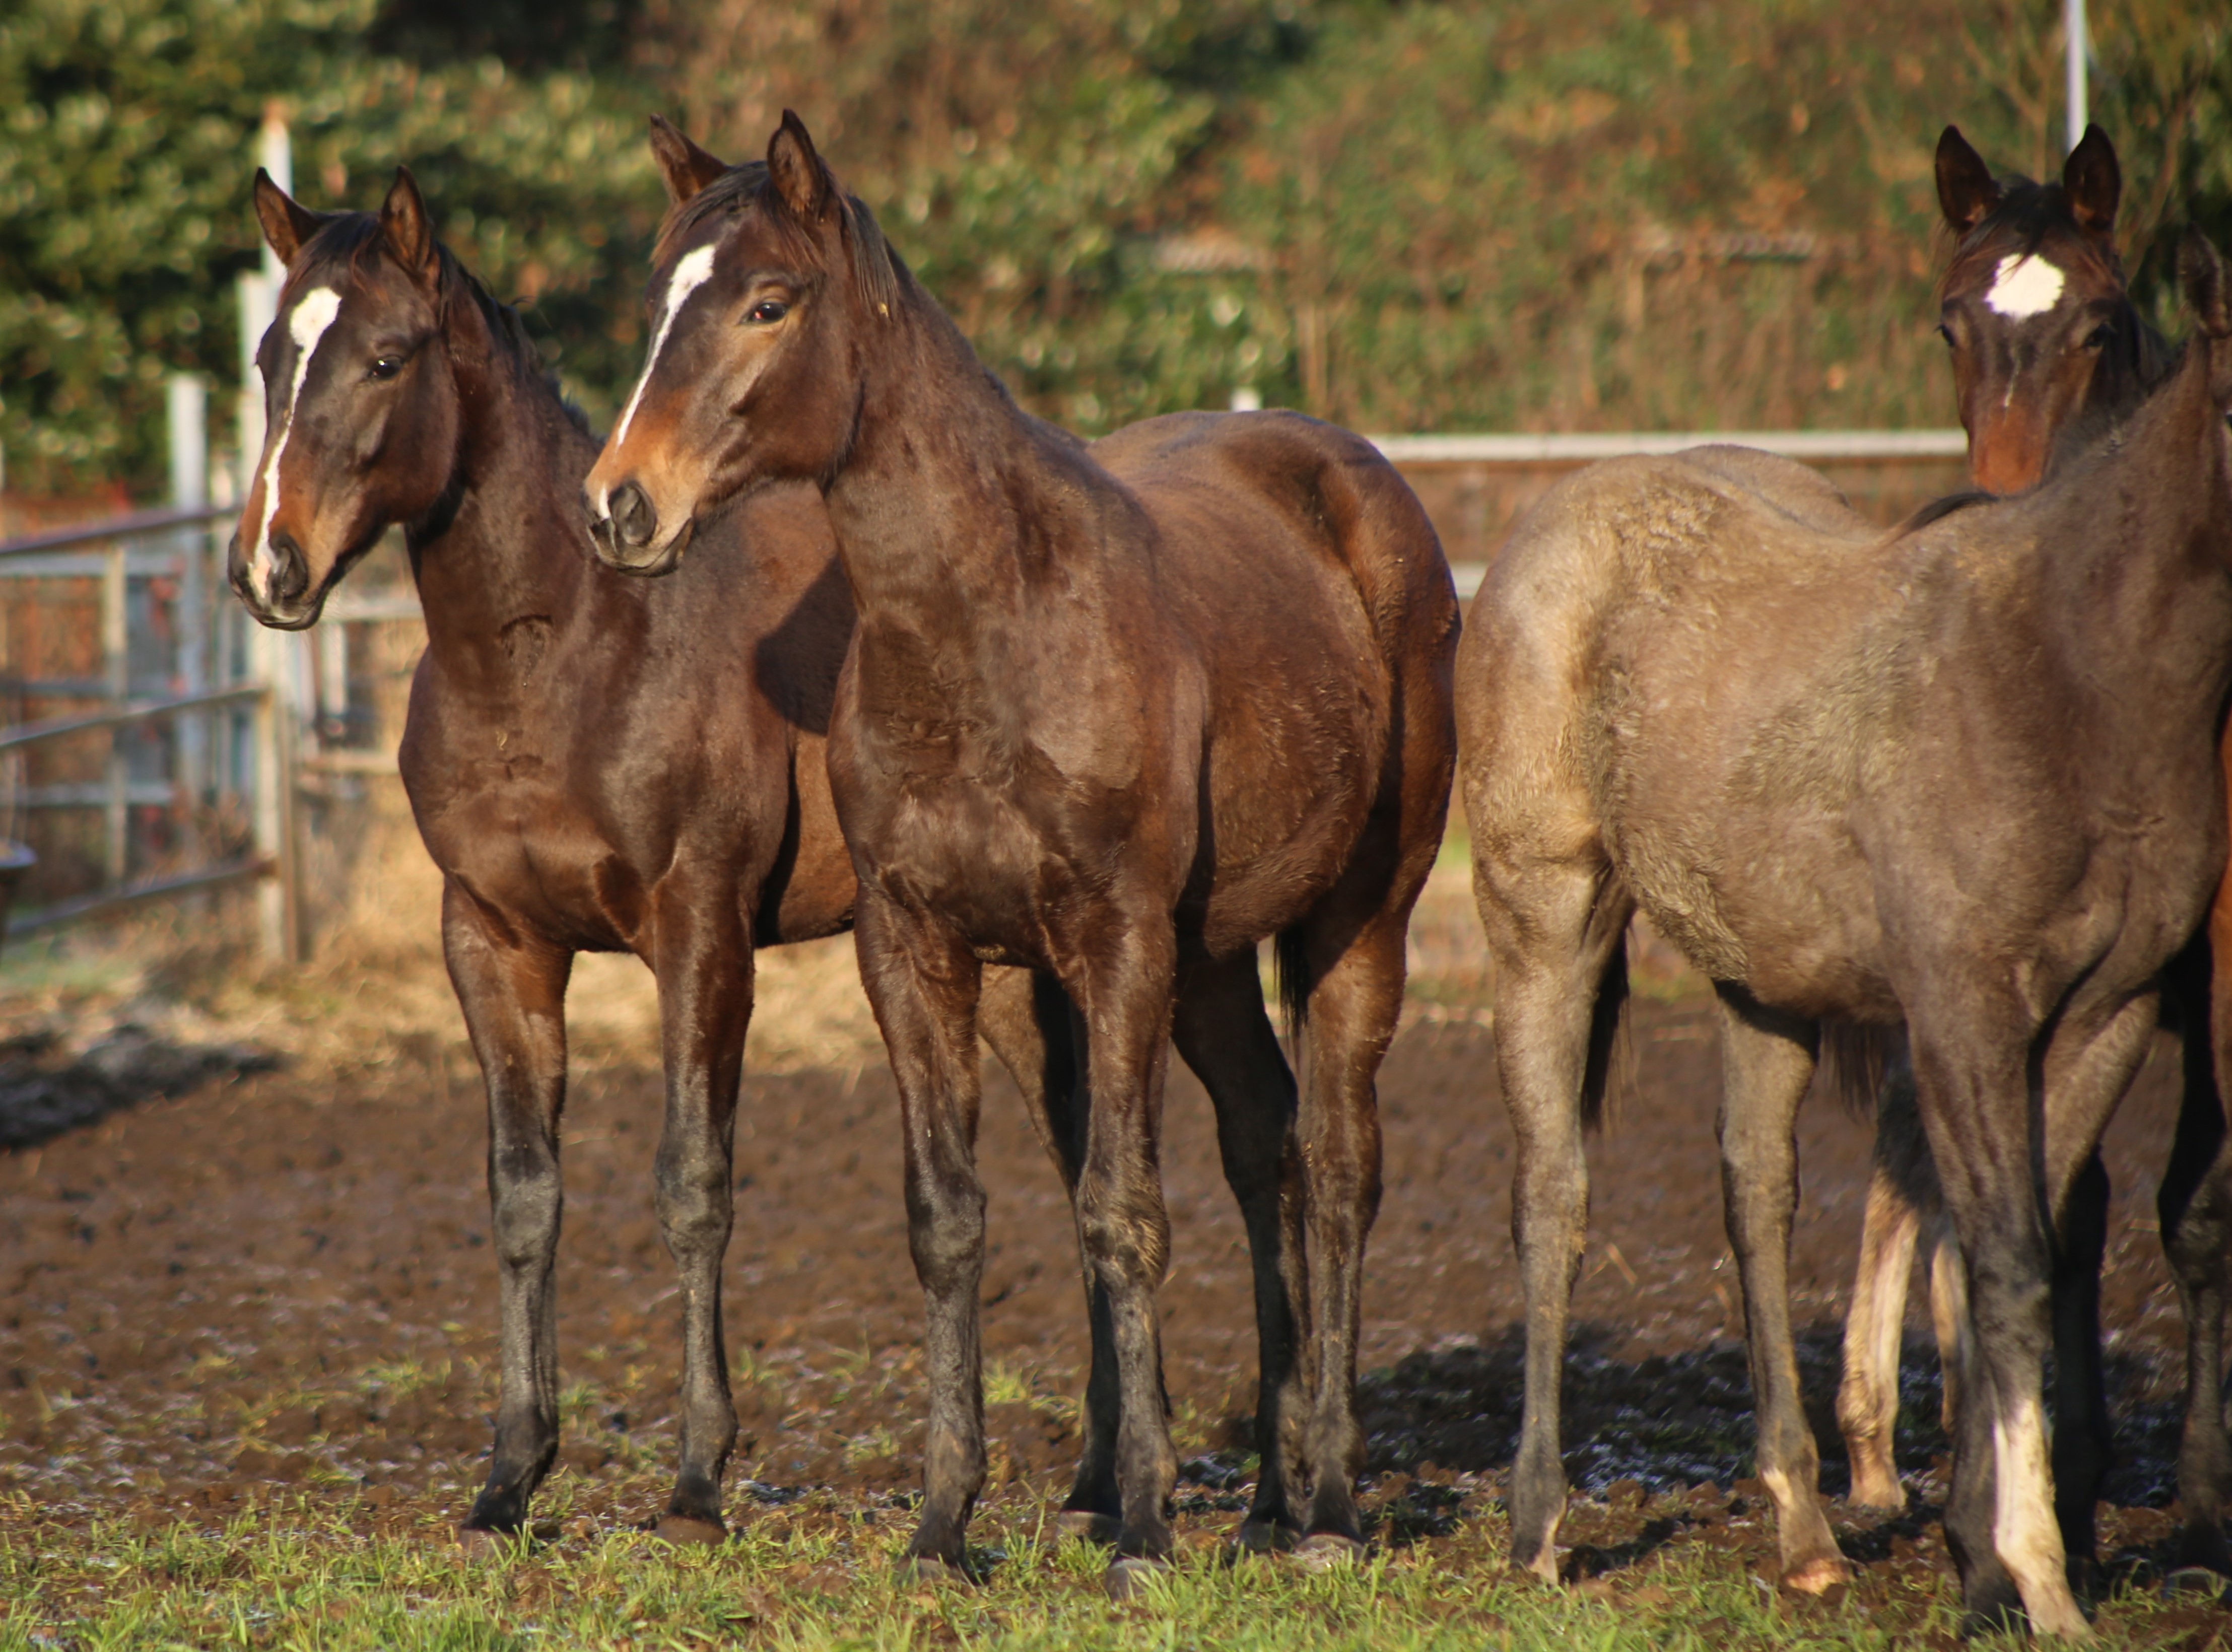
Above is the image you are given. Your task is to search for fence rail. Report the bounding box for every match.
[0,428,1969,958]
[0,504,296,960]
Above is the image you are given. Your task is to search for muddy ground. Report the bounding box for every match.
[0,855,2206,1602]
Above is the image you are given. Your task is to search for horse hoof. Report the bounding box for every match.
[1234,1518,1300,1555]
[455,1525,511,1558]
[1780,1556,1852,1596]
[898,1554,971,1588]
[1285,1533,1365,1572]
[653,1514,727,1547]
[1104,1555,1172,1601]
[1053,1509,1121,1546]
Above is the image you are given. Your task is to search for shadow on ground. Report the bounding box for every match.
[1358,1320,2184,1507]
[0,1024,279,1149]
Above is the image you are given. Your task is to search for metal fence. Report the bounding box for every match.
[0,504,297,960]
[0,427,1972,961]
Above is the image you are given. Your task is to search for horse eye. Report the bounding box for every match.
[746,300,789,326]
[368,356,404,381]
[1935,323,1954,347]
[2082,325,2112,350]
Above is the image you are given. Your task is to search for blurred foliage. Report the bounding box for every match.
[3,0,2228,498]
[0,0,657,497]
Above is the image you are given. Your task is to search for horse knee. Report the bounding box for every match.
[489,1170,561,1270]
[1077,1182,1170,1292]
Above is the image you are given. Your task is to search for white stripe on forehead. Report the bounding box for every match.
[1984,253,2066,320]
[611,243,720,451]
[248,286,344,602]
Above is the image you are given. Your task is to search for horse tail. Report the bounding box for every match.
[1272,927,1313,1047]
[1818,1021,1903,1120]
[1579,933,1631,1133]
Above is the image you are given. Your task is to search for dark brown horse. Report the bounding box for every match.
[583,115,1458,1592]
[1936,124,2232,1587]
[1838,122,2167,1514]
[228,166,1104,1549]
[1838,125,2232,1592]
[1460,233,2232,1638]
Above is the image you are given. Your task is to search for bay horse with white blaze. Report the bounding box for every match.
[1460,233,2232,1639]
[585,114,1458,1593]
[228,165,1116,1548]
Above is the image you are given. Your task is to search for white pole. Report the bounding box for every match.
[2066,0,2087,152]
[168,375,210,824]
[247,106,301,963]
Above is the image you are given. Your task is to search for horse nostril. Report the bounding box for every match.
[610,481,657,552]
[268,531,310,603]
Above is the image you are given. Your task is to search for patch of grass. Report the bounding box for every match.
[2,1491,2217,1652]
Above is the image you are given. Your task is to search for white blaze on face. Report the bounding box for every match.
[249,286,345,603]
[604,243,720,507]
[1984,253,2066,320]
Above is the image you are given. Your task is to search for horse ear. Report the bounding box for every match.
[254,168,328,266]
[2181,230,2231,341]
[2062,124,2120,242]
[648,115,728,206]
[379,167,438,283]
[1935,126,2000,234]
[767,109,832,221]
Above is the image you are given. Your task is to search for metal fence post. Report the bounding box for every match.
[169,375,210,830]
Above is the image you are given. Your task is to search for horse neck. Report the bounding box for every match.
[405,304,598,681]
[2037,343,2232,735]
[2087,299,2177,422]
[823,287,1107,622]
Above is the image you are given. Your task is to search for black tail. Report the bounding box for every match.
[1579,937,1631,1132]
[1818,1020,1903,1119]
[1273,928,1313,1047]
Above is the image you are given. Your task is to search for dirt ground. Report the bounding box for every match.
[0,846,2203,1597]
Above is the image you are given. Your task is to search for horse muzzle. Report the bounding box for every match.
[227,528,324,631]
[589,479,692,576]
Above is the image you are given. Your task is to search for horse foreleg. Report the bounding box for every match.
[444,882,572,1545]
[978,966,1123,1543]
[1170,952,1308,1553]
[1838,1045,1929,1511]
[1714,988,1848,1594]
[1912,995,2138,1642]
[857,889,988,1577]
[1066,917,1181,1595]
[647,893,753,1544]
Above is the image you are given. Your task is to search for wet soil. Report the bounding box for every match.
[0,932,2198,1603]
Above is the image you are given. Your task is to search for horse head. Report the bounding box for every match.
[229,168,462,629]
[585,113,898,576]
[1933,124,2156,495]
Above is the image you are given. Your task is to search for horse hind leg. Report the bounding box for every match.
[1169,951,1309,1553]
[977,966,1125,1544]
[1837,1040,1941,1511]
[1714,987,1849,1594]
[1474,848,1630,1582]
